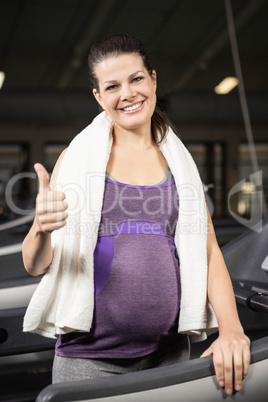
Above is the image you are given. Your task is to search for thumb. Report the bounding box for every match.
[200,346,213,358]
[34,163,51,193]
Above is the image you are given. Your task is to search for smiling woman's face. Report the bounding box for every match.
[93,53,157,133]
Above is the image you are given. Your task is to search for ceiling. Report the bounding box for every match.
[0,0,267,125]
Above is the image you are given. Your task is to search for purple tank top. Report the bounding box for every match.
[56,167,181,359]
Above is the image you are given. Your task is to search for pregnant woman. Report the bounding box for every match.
[22,34,250,396]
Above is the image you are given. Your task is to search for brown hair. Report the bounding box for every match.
[87,34,174,145]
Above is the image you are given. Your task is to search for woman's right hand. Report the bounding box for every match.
[34,163,68,234]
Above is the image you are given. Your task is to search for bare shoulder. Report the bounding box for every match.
[50,147,68,188]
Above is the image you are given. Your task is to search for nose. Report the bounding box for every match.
[120,83,136,101]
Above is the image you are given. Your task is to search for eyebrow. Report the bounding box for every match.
[102,70,144,86]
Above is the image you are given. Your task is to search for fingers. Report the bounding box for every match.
[213,348,236,395]
[37,211,68,233]
[242,338,251,379]
[36,196,68,233]
[36,198,68,217]
[34,163,68,233]
[233,349,243,392]
[211,335,251,396]
[212,348,225,390]
[200,346,212,358]
[36,191,67,213]
[34,163,51,193]
[224,352,236,395]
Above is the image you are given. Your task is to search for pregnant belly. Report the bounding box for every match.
[93,234,181,342]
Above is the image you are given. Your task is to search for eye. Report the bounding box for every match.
[105,84,118,91]
[132,76,143,83]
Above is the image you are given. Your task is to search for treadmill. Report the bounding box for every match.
[1,218,268,401]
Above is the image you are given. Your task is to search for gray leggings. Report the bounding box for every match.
[53,335,190,384]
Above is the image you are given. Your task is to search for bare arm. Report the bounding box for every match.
[22,148,68,276]
[206,210,243,334]
[201,208,251,395]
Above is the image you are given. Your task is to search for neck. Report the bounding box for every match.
[112,121,156,150]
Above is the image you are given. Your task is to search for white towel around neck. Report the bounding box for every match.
[23,111,218,342]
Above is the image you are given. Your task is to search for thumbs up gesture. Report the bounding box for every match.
[34,163,68,233]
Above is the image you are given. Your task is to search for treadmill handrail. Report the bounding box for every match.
[234,287,268,314]
[36,336,268,402]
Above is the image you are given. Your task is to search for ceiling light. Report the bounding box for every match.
[214,76,239,95]
[0,71,5,89]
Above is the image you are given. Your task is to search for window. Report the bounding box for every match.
[43,143,67,173]
[186,142,225,218]
[0,144,28,220]
[238,142,268,217]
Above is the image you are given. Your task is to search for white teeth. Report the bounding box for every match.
[123,102,142,111]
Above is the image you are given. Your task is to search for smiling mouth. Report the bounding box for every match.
[121,101,145,114]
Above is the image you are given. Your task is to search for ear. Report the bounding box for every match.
[93,89,104,109]
[151,70,157,90]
